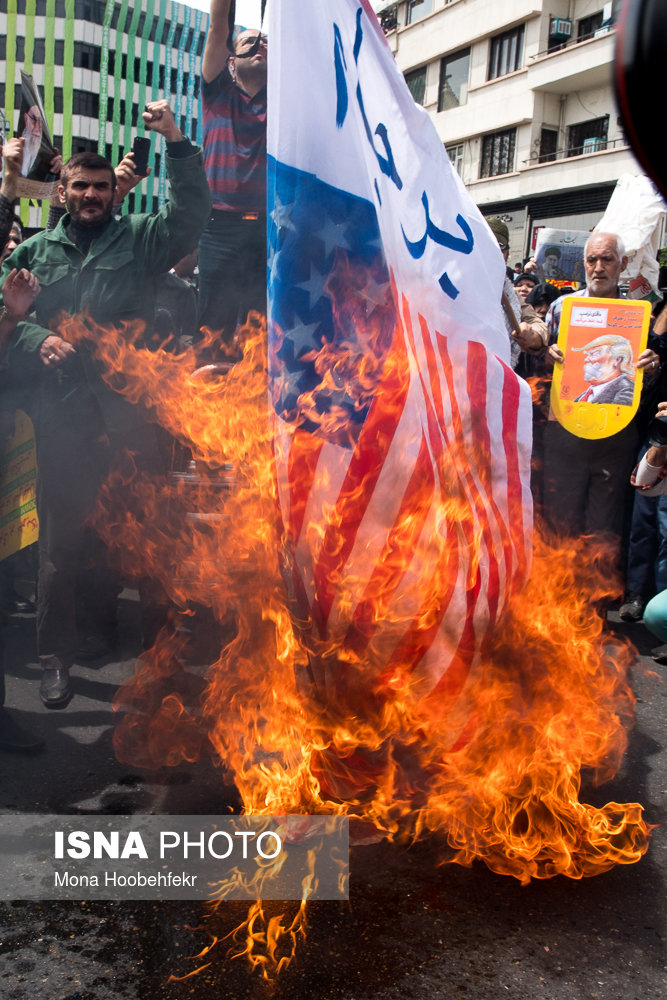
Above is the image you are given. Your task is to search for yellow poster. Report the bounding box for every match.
[550,297,652,440]
[0,410,39,561]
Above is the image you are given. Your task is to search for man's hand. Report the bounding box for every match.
[2,268,40,318]
[39,333,77,368]
[114,152,152,205]
[142,100,184,143]
[548,344,564,365]
[512,322,543,354]
[637,348,660,372]
[1,138,24,200]
[49,150,63,177]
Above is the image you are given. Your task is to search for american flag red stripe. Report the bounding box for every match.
[343,430,436,656]
[310,336,410,632]
[500,362,528,587]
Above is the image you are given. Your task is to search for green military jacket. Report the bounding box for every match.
[1,141,211,433]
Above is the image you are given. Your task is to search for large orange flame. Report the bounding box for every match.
[59,307,650,975]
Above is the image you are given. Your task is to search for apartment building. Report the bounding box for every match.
[1,0,209,227]
[376,0,641,263]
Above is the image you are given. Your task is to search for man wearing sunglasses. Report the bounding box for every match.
[198,0,267,356]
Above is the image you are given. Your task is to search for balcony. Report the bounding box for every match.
[523,135,627,166]
[518,137,636,199]
[534,22,614,60]
[528,26,616,94]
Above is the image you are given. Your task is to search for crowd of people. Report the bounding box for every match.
[0,0,266,750]
[498,218,667,645]
[1,0,666,758]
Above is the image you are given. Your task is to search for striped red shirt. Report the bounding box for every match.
[201,67,267,213]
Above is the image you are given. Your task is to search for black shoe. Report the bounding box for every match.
[3,591,36,615]
[651,643,667,664]
[39,667,72,708]
[0,708,44,753]
[619,593,645,622]
[76,632,115,661]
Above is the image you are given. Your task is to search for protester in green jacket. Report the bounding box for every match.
[0,99,211,709]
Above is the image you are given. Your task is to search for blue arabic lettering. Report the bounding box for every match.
[334,12,402,189]
[332,7,475,300]
[334,25,348,127]
[402,192,474,259]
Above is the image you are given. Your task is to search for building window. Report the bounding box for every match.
[75,42,101,71]
[74,0,106,21]
[567,116,608,156]
[72,138,98,154]
[404,67,426,106]
[407,0,433,25]
[438,48,470,111]
[480,128,516,177]
[538,128,558,163]
[72,90,99,118]
[577,11,604,40]
[446,143,464,177]
[488,25,524,80]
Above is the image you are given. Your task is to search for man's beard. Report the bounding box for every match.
[22,132,42,176]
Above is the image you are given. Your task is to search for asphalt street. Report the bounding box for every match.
[0,589,664,1000]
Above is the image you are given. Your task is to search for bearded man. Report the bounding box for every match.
[544,232,660,540]
[1,100,211,708]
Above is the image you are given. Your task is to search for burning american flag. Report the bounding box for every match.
[79,3,647,940]
[266,0,533,731]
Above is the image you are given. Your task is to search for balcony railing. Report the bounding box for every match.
[524,136,627,166]
[532,23,615,60]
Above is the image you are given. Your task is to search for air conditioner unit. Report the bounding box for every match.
[582,138,602,153]
[549,17,573,38]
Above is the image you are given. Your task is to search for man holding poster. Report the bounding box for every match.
[544,232,660,542]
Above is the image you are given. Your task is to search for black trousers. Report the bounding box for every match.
[542,420,639,539]
[35,390,164,671]
[197,210,266,351]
